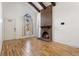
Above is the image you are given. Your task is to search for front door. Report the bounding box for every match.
[5,19,16,40]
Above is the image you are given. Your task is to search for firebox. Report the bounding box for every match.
[42,31,49,39]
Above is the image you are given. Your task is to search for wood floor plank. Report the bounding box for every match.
[1,37,79,56]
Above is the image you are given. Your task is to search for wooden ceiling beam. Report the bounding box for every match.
[51,2,56,6]
[28,2,40,12]
[38,2,46,9]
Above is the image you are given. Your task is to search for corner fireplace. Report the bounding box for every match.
[40,5,52,41]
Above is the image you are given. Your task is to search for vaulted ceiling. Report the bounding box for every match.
[28,2,56,12]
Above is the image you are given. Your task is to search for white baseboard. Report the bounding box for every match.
[15,35,36,39]
[3,35,36,41]
[53,40,79,48]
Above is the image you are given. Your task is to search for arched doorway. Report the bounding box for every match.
[24,14,33,37]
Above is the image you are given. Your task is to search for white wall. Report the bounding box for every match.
[3,2,38,40]
[0,2,3,53]
[53,2,79,48]
[36,13,41,38]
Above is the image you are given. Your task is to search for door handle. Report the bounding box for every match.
[14,28,16,32]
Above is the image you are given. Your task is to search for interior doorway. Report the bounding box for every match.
[4,18,16,40]
[23,14,33,37]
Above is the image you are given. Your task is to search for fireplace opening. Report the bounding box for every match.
[42,31,49,39]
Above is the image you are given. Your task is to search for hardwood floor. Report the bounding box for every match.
[1,37,79,56]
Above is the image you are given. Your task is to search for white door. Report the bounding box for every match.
[5,19,16,40]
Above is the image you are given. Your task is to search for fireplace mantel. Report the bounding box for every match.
[41,25,52,29]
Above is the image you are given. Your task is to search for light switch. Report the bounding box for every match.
[61,22,64,25]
